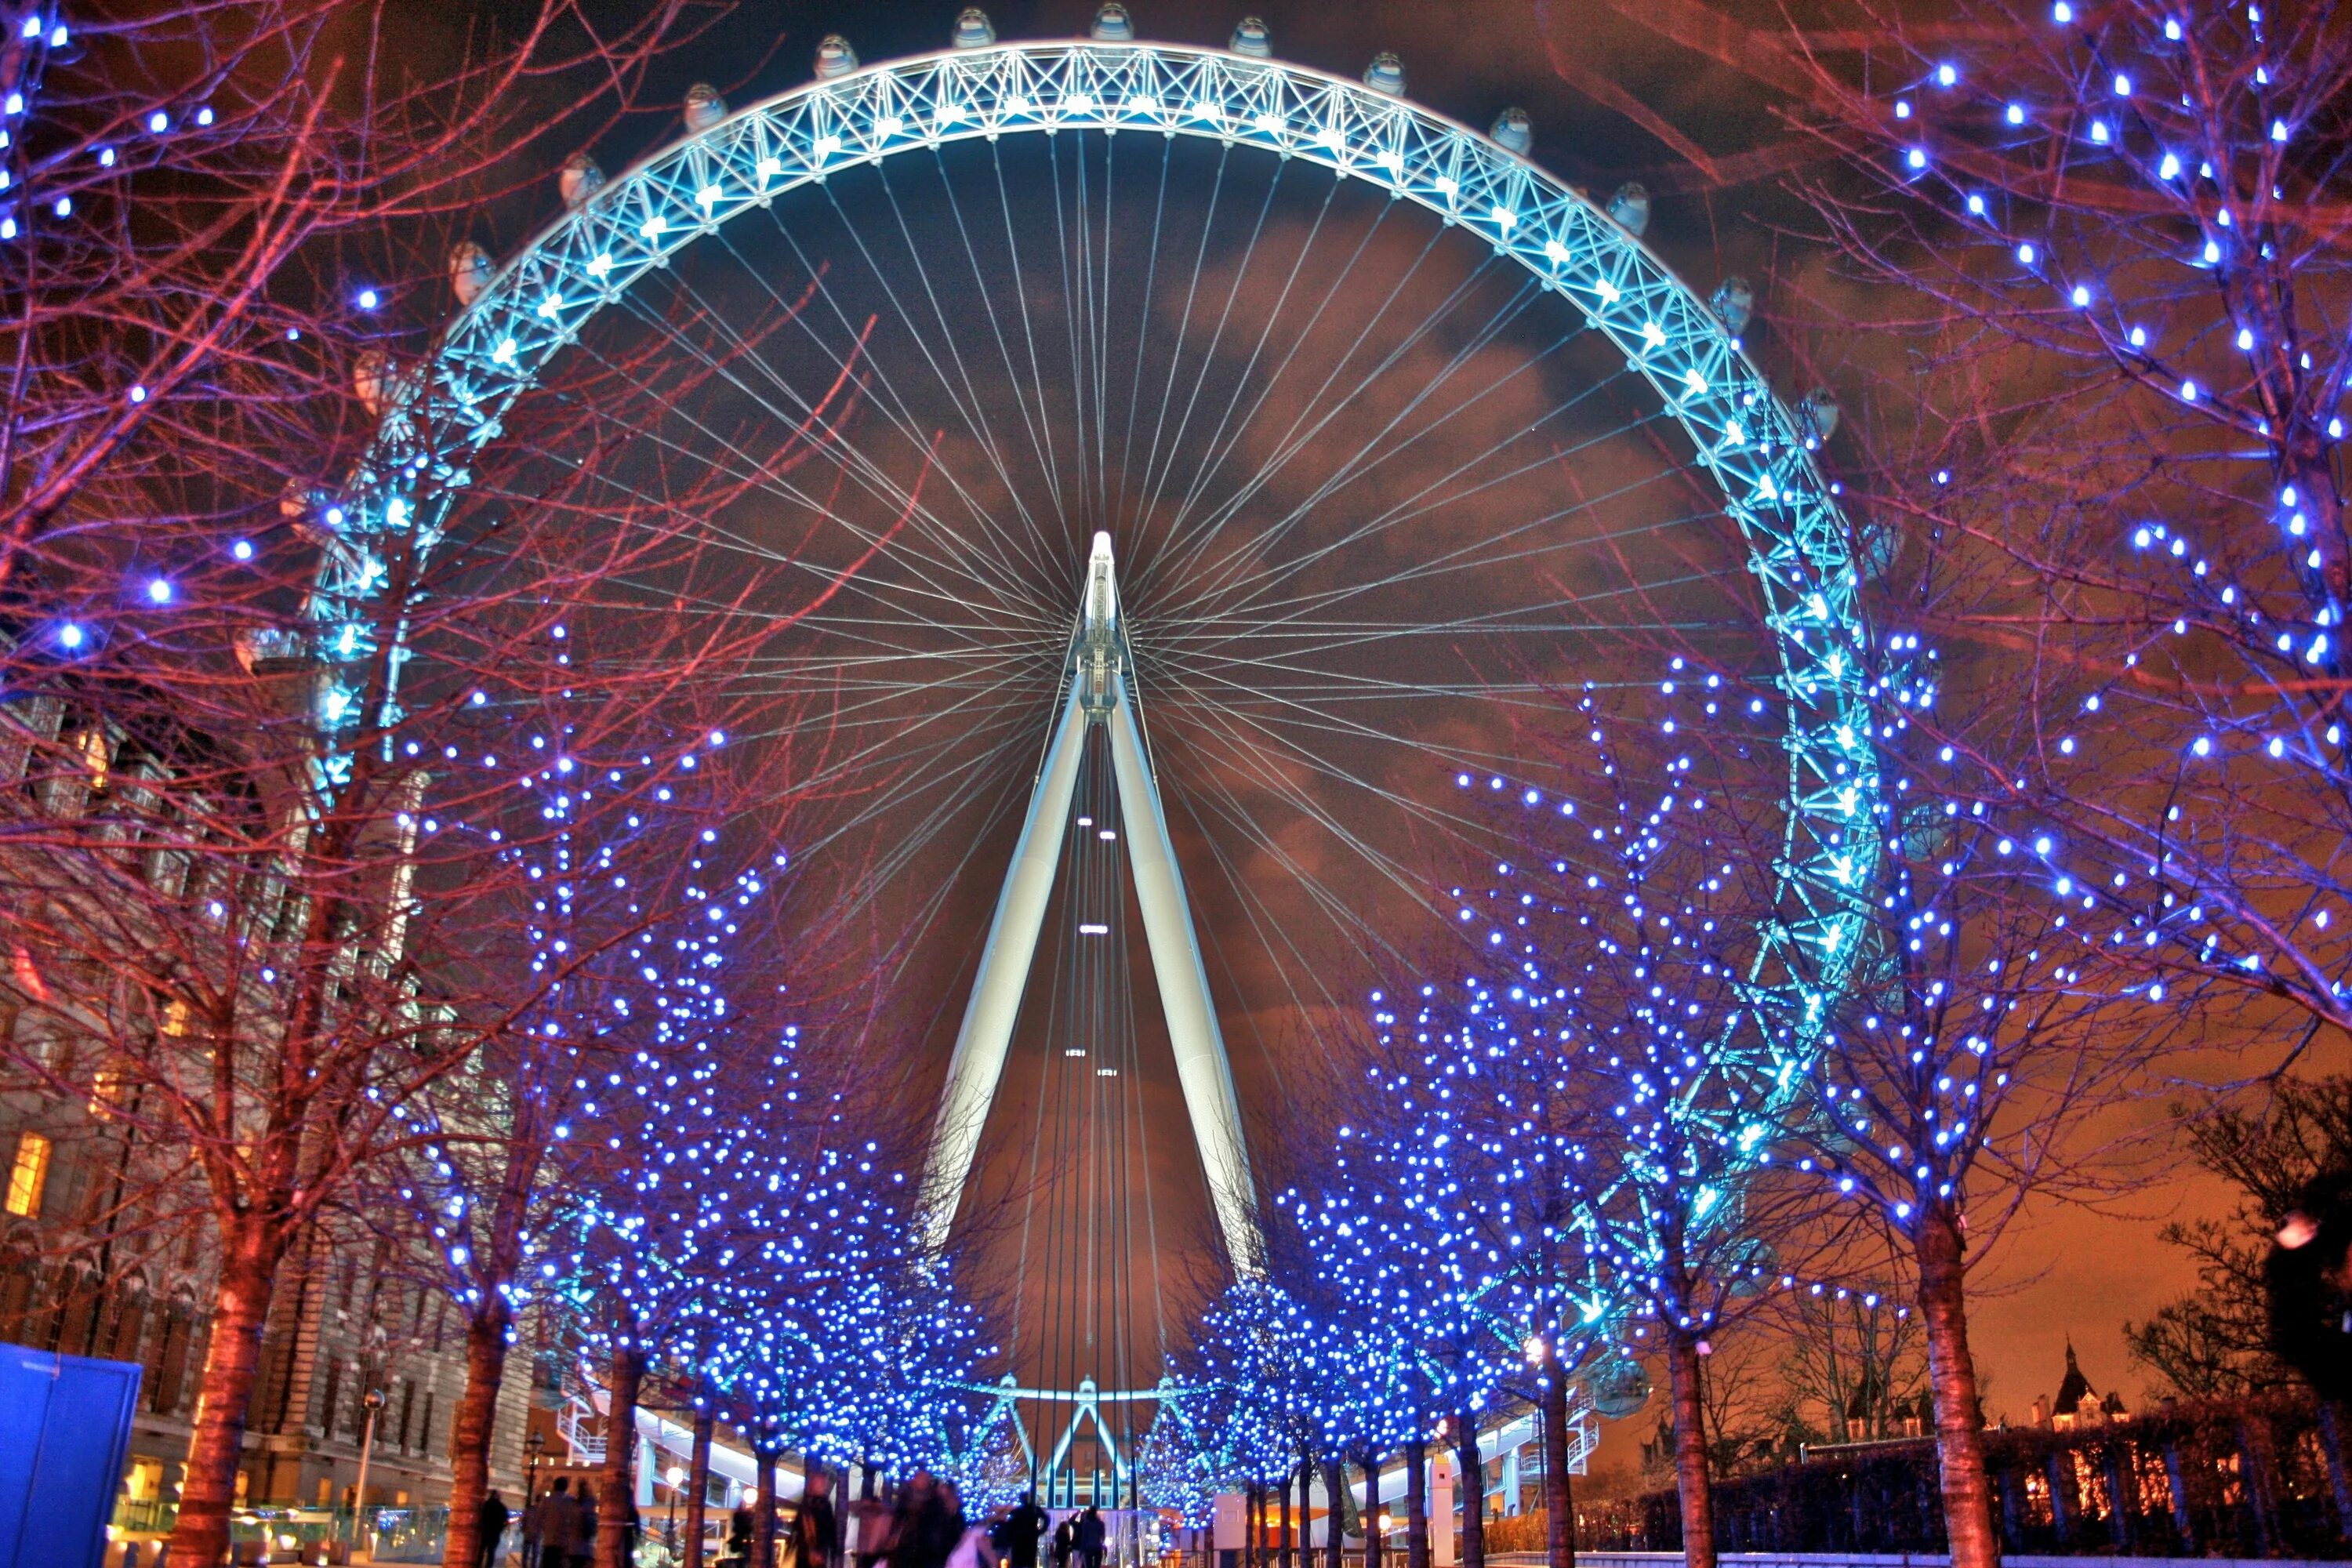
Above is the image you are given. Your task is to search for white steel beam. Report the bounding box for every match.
[921,532,1260,1273]
[1108,675,1260,1272]
[920,679,1089,1248]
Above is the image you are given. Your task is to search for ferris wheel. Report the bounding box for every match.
[328,4,1877,1504]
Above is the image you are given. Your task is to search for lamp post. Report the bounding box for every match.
[526,1430,547,1508]
[350,1387,387,1564]
[667,1465,687,1552]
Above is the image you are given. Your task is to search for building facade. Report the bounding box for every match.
[0,687,532,1527]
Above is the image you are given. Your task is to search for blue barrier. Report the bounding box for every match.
[0,1341,141,1568]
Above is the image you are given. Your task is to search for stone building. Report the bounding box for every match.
[0,688,532,1526]
[2027,1340,2129,1431]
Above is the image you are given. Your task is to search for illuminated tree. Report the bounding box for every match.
[1774,3,2352,1078]
[1281,1011,1535,1568]
[0,4,760,1562]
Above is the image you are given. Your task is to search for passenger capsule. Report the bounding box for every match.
[1709,275,1754,336]
[1589,1356,1652,1418]
[814,34,858,78]
[559,151,604,209]
[1363,53,1406,95]
[448,242,493,308]
[1798,386,1841,445]
[1490,107,1533,154]
[684,82,727,132]
[952,9,996,47]
[1230,16,1272,56]
[353,349,391,416]
[1857,521,1899,579]
[1606,180,1650,237]
[1091,3,1135,40]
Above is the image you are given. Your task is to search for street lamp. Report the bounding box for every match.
[526,1430,547,1508]
[666,1465,687,1552]
[350,1387,387,1563]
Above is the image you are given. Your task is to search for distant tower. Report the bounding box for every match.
[2049,1338,2123,1429]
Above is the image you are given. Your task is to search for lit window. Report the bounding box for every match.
[6,1131,51,1217]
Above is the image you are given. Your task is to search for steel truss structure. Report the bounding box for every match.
[923,533,1255,1269]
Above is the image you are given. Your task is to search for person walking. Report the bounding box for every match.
[1001,1494,1046,1568]
[543,1478,577,1568]
[1073,1508,1105,1568]
[1048,1515,1075,1568]
[478,1489,514,1567]
[890,1472,959,1568]
[850,1487,895,1568]
[921,1479,965,1568]
[522,1487,550,1568]
[793,1470,840,1568]
[729,1493,758,1568]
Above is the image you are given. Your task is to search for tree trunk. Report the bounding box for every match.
[1325,1459,1345,1568]
[2317,1401,2352,1543]
[1541,1368,1576,1568]
[753,1446,782,1568]
[1250,1483,1263,1568]
[1360,1450,1383,1568]
[1914,1210,1998,1568]
[598,1346,647,1568]
[441,1300,516,1567]
[2237,1419,2278,1555]
[164,1213,289,1568]
[1663,1334,1715,1568]
[1454,1417,1485,1568]
[1289,1467,1308,1568]
[685,1404,716,1568]
[1405,1438,1428,1568]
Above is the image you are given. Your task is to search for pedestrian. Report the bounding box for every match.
[1073,1508,1104,1568]
[922,1479,966,1568]
[851,1489,895,1568]
[543,1479,579,1568]
[576,1486,601,1568]
[944,1501,1001,1568]
[479,1489,514,1568]
[793,1469,840,1568]
[523,1487,550,1568]
[729,1492,758,1568]
[891,1472,958,1568]
[1000,1494,1046,1568]
[1049,1515,1074,1568]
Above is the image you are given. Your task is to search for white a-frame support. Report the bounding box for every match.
[921,533,1259,1270]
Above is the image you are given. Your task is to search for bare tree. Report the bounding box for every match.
[1752,0,2352,1051]
[1771,1280,1927,1447]
[0,0,725,592]
[2126,1075,2352,1397]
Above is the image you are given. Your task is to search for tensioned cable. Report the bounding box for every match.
[1126,153,1290,557]
[635,245,1054,622]
[988,136,1073,531]
[495,114,1801,1432]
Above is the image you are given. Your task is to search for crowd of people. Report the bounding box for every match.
[848,1475,1111,1568]
[488,1465,1120,1568]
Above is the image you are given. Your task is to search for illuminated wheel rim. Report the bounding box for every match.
[328,31,1879,1396]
